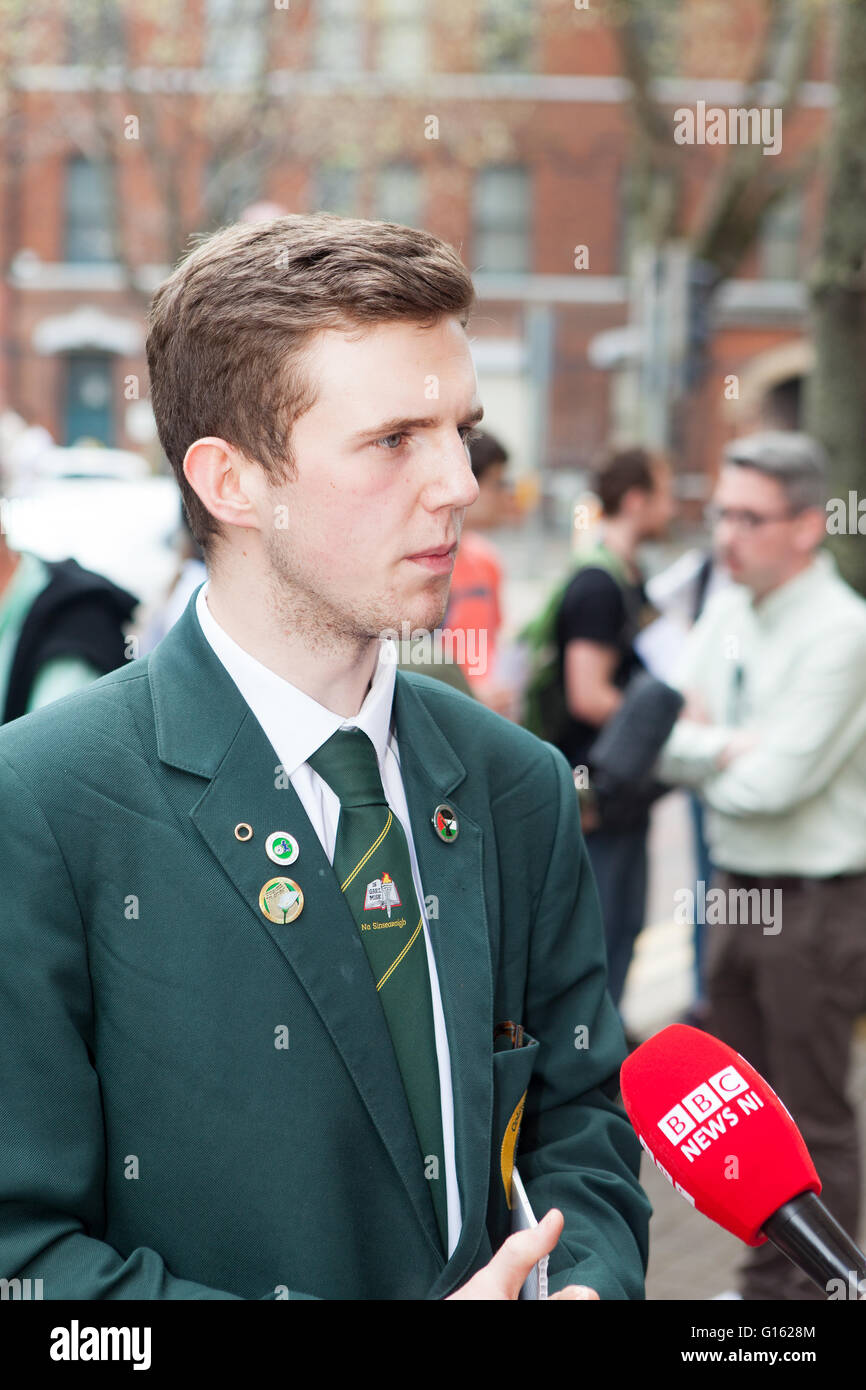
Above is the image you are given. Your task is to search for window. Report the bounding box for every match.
[314,163,360,216]
[473,167,530,273]
[204,0,268,84]
[627,0,680,79]
[618,164,677,272]
[375,163,422,227]
[478,1,535,73]
[765,0,810,88]
[618,165,638,274]
[759,190,803,280]
[313,0,364,72]
[375,0,427,78]
[64,156,114,263]
[204,154,262,224]
[65,0,125,65]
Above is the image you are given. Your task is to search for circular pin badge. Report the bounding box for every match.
[265,831,300,866]
[432,803,459,842]
[259,877,304,925]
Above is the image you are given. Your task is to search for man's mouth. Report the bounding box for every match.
[405,542,457,572]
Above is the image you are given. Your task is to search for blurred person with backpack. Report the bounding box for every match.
[523,446,676,1014]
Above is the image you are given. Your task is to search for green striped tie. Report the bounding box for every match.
[307,728,448,1250]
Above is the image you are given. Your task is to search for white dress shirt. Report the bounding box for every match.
[195,581,462,1256]
[658,552,866,875]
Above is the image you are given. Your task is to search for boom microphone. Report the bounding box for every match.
[620,1024,866,1296]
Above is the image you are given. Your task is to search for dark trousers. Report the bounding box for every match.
[584,826,648,1010]
[706,869,866,1300]
[689,793,714,1005]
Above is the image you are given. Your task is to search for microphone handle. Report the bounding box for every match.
[763,1192,866,1296]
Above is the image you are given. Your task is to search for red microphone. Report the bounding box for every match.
[620,1024,866,1295]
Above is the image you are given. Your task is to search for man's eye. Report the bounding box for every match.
[375,433,408,450]
[460,427,482,446]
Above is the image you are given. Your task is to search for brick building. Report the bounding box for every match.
[0,1,836,510]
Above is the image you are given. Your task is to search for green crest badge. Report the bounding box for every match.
[265,831,300,866]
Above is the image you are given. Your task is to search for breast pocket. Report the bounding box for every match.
[487,1027,540,1250]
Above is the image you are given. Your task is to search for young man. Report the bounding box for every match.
[555,447,675,1011]
[658,431,866,1300]
[0,214,650,1300]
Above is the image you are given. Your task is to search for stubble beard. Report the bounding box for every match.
[262,529,451,657]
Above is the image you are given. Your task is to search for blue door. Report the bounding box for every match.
[63,352,114,445]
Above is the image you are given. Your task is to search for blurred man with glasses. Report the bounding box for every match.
[658,430,866,1302]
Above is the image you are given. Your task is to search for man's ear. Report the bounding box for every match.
[619,485,645,520]
[183,437,261,536]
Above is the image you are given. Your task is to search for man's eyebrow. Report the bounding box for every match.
[347,402,484,444]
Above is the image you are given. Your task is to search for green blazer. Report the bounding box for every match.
[0,591,650,1300]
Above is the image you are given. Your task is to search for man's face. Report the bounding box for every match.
[633,464,676,540]
[257,316,481,641]
[710,464,813,594]
[470,461,513,530]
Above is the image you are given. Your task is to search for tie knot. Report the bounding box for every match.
[307,728,386,807]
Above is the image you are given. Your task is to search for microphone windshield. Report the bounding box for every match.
[620,1024,820,1245]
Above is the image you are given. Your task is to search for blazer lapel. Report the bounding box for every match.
[148,599,444,1262]
[392,673,495,1296]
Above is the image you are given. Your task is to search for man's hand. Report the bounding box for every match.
[680,689,711,723]
[446,1209,600,1300]
[716,728,759,769]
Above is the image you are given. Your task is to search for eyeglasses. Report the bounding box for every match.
[704,504,796,531]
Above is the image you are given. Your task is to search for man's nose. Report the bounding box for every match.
[427,437,479,510]
[459,457,481,509]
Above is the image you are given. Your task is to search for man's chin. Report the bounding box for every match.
[382,594,450,639]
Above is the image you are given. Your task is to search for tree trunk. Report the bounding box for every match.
[805,0,866,595]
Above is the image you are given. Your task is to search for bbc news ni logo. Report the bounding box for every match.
[637,1132,697,1207]
[658,1065,766,1163]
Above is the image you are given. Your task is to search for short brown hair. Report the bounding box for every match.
[592,445,666,517]
[146,213,476,553]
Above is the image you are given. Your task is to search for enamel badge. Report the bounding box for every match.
[265,831,300,866]
[364,872,402,919]
[432,804,459,842]
[259,877,304,925]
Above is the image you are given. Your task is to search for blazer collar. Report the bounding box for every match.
[149,592,494,1293]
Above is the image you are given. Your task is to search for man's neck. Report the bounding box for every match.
[204,574,380,719]
[750,553,816,607]
[598,519,639,577]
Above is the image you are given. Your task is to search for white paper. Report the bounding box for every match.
[510,1168,549,1300]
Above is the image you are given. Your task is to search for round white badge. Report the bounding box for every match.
[265,831,300,866]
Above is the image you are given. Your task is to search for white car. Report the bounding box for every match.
[28,446,152,485]
[3,475,182,610]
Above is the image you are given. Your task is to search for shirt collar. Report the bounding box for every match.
[194,580,398,776]
[750,550,834,625]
